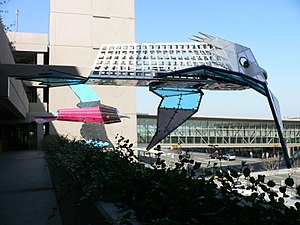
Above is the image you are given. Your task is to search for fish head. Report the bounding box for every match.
[193,32,268,83]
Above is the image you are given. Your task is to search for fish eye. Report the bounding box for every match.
[239,57,250,68]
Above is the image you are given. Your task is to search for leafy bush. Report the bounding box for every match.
[44,135,300,224]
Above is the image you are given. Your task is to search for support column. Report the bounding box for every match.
[36,124,44,150]
[37,53,44,65]
[288,146,292,158]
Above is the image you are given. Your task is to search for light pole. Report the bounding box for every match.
[16,9,20,32]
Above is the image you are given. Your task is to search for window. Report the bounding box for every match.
[43,87,49,103]
[26,87,37,103]
[12,51,37,64]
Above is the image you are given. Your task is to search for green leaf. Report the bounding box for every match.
[223,171,233,183]
[279,186,286,193]
[228,168,238,178]
[193,162,201,170]
[249,176,255,184]
[295,202,300,210]
[243,167,250,177]
[259,184,269,192]
[267,180,276,188]
[251,192,258,199]
[181,158,189,163]
[285,177,295,187]
[283,194,290,198]
[268,191,278,198]
[258,193,266,199]
[296,186,300,196]
[257,174,265,183]
[278,197,285,204]
[205,169,213,177]
[216,170,223,178]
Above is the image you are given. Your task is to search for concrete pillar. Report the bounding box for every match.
[37,53,44,65]
[287,146,291,158]
[36,124,44,150]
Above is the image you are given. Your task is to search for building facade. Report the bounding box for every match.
[137,114,300,157]
[0,29,49,151]
[49,0,136,146]
[48,0,137,146]
[2,0,137,151]
[0,28,28,151]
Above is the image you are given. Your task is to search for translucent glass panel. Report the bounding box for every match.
[153,88,201,110]
[146,87,203,149]
[70,84,100,102]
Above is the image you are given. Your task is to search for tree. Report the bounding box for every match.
[261,157,281,171]
[0,0,14,31]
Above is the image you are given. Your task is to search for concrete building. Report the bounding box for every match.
[48,0,137,146]
[0,31,49,151]
[137,114,300,158]
[0,28,30,151]
[1,0,137,151]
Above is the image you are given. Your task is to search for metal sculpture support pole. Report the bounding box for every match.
[265,85,291,168]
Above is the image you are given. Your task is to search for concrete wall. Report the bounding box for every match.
[0,28,29,119]
[5,32,49,150]
[6,32,48,52]
[6,32,50,118]
[49,0,137,146]
[49,0,135,66]
[0,29,15,64]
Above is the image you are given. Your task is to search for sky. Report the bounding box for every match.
[1,0,300,119]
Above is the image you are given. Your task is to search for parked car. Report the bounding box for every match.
[210,152,223,159]
[223,153,236,161]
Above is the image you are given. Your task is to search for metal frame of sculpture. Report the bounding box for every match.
[0,32,291,168]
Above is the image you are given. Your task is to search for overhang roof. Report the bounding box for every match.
[0,64,89,86]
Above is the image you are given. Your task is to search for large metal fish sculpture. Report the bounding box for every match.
[89,32,290,167]
[146,32,271,149]
[143,33,289,166]
[0,32,291,168]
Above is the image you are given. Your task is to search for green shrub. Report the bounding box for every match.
[44,135,300,225]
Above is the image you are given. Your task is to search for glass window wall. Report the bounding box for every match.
[137,116,300,147]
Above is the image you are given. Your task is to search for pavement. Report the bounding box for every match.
[0,150,62,225]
